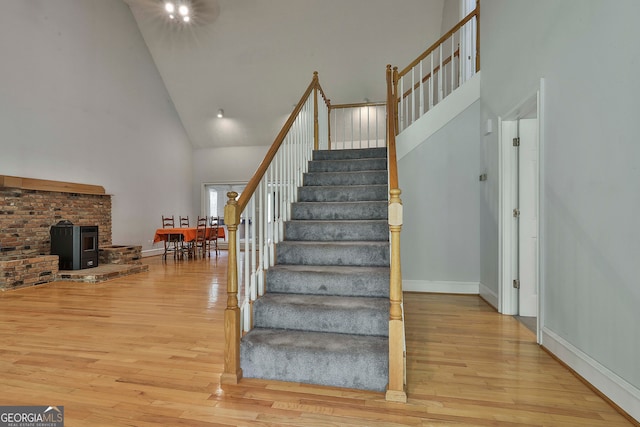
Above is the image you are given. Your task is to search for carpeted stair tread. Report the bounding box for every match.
[253,293,389,336]
[285,219,388,241]
[308,157,387,172]
[297,184,388,202]
[276,240,389,267]
[241,328,388,391]
[291,201,387,220]
[313,147,387,161]
[266,265,389,297]
[304,170,388,187]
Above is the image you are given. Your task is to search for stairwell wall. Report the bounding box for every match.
[480,0,640,419]
[398,101,481,293]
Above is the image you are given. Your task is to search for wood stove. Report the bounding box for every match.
[50,221,99,270]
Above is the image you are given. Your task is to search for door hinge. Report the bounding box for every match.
[513,137,520,147]
[513,279,520,289]
[513,208,520,218]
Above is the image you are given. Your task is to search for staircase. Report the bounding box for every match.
[240,147,390,391]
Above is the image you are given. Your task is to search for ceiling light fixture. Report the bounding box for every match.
[217,109,224,118]
[164,1,192,24]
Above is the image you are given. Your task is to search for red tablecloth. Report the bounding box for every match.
[153,227,225,244]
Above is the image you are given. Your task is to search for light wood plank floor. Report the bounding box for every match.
[0,254,635,426]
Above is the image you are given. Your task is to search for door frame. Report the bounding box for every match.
[498,79,545,343]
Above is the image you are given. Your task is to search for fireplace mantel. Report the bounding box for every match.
[0,175,105,195]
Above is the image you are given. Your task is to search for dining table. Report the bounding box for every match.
[153,226,225,244]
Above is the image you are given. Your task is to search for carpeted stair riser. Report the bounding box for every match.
[241,328,388,391]
[297,184,388,202]
[285,220,388,241]
[308,158,387,173]
[276,241,389,267]
[265,265,389,297]
[313,147,387,161]
[291,201,387,221]
[253,294,389,336]
[304,170,388,187]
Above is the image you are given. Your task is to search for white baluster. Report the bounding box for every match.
[438,44,443,102]
[458,28,463,87]
[399,77,404,131]
[451,34,455,95]
[419,59,424,117]
[366,105,370,148]
[429,53,434,110]
[411,66,416,126]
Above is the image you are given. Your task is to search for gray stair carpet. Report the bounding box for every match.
[240,147,390,392]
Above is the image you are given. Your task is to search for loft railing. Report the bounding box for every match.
[329,102,387,150]
[394,1,480,132]
[221,72,329,384]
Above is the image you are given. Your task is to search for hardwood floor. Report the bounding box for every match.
[0,254,635,426]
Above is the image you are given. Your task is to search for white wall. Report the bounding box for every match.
[481,0,640,417]
[0,0,193,254]
[191,145,269,216]
[398,101,481,292]
[440,0,460,35]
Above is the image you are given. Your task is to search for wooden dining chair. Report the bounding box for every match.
[161,215,182,260]
[162,215,175,228]
[179,216,190,227]
[208,216,220,257]
[191,216,208,258]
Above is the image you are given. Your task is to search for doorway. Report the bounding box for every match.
[498,83,543,342]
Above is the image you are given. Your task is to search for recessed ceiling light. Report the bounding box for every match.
[178,5,189,16]
[217,109,224,118]
[183,15,190,23]
[164,2,175,13]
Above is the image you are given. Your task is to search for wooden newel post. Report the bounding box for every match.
[221,191,243,384]
[386,188,407,402]
[313,71,319,151]
[392,67,399,136]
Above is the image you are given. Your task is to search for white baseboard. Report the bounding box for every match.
[403,280,479,294]
[479,282,498,309]
[141,248,164,257]
[542,327,640,423]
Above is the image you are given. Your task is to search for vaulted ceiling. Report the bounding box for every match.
[124,0,444,149]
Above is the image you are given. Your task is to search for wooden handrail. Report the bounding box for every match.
[330,101,386,110]
[398,7,478,78]
[235,72,325,215]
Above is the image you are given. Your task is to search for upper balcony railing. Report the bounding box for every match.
[394,1,480,132]
[329,102,387,150]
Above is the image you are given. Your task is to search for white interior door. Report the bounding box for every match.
[517,119,538,317]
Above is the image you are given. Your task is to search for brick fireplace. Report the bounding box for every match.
[1,175,112,290]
